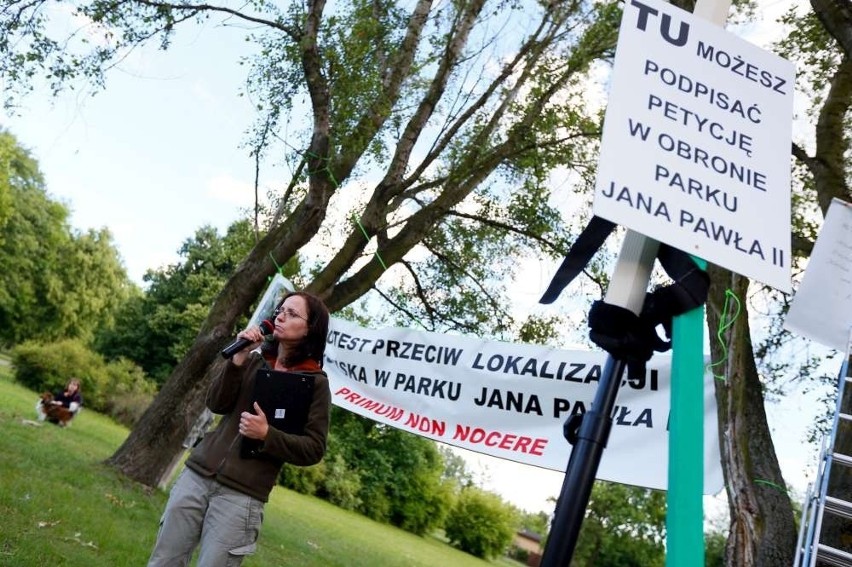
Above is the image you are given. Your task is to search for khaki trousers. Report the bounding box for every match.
[147,468,264,567]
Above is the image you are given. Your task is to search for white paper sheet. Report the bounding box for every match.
[785,199,852,350]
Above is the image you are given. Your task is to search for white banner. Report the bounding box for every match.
[325,318,723,494]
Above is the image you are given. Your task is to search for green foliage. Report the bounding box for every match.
[322,0,408,160]
[382,195,573,338]
[705,529,727,567]
[0,132,15,232]
[516,314,565,346]
[0,1,829,562]
[505,546,530,564]
[320,452,363,510]
[55,227,135,342]
[0,130,132,347]
[12,338,110,408]
[776,8,840,114]
[243,0,608,342]
[100,357,157,427]
[444,486,517,559]
[571,482,666,567]
[280,451,365,511]
[279,459,328,496]
[774,5,843,269]
[10,338,154,422]
[759,3,851,446]
[3,0,633,488]
[94,220,288,383]
[331,410,454,535]
[278,408,455,536]
[517,509,550,542]
[438,444,475,488]
[0,129,65,344]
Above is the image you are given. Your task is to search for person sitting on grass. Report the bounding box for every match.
[37,378,83,424]
[53,378,83,415]
[53,378,83,414]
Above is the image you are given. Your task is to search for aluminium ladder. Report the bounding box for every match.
[795,337,852,567]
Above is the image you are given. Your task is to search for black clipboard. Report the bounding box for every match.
[241,369,315,459]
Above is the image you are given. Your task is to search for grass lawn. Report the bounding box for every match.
[0,357,520,566]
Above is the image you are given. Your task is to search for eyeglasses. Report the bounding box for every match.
[274,306,309,322]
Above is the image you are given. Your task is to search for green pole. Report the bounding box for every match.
[665,0,728,559]
[666,258,707,566]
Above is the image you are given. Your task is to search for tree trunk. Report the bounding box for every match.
[706,265,798,566]
[104,345,221,486]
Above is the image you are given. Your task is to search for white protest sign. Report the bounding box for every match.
[784,199,852,351]
[325,317,724,494]
[593,0,794,292]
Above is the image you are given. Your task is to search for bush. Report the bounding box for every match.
[100,357,157,427]
[280,460,328,495]
[396,470,453,536]
[705,530,726,567]
[443,487,517,559]
[322,453,363,511]
[279,453,364,512]
[102,391,156,427]
[507,546,530,563]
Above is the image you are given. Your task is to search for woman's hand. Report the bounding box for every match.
[230,325,267,366]
[239,402,269,440]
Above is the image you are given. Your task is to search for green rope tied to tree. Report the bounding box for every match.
[301,149,339,187]
[753,478,788,494]
[267,252,286,282]
[351,214,389,271]
[350,214,431,329]
[708,289,741,382]
[297,147,386,271]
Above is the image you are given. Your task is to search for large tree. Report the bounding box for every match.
[771,0,852,562]
[572,482,667,567]
[0,0,612,484]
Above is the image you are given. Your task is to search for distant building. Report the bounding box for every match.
[511,529,542,567]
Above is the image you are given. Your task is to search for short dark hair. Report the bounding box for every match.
[279,291,330,367]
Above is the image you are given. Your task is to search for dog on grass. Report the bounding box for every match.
[38,392,75,427]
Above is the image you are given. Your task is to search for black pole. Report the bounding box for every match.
[539,355,628,566]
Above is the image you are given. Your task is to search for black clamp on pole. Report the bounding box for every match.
[538,219,708,565]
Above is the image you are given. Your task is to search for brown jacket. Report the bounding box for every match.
[185,353,331,502]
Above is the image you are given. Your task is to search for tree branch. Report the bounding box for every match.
[811,0,852,57]
[332,0,433,180]
[443,210,564,255]
[131,0,297,37]
[813,56,852,213]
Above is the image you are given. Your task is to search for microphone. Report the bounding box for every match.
[220,319,275,359]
